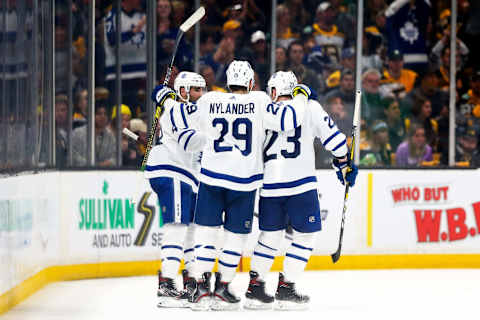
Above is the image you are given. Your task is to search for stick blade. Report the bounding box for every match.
[331,250,341,263]
[179,6,205,32]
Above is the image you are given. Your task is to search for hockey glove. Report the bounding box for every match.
[151,85,176,106]
[292,84,312,99]
[332,156,358,187]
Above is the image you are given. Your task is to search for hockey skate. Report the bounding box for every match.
[274,273,310,310]
[211,272,240,311]
[177,269,196,303]
[244,271,274,310]
[156,271,185,308]
[189,272,212,311]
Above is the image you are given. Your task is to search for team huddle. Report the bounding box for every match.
[144,60,358,311]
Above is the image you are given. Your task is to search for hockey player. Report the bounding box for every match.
[144,71,206,308]
[244,71,358,310]
[153,60,312,311]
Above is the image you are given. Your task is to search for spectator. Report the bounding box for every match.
[395,122,433,167]
[111,104,132,132]
[276,4,300,49]
[385,0,431,74]
[129,118,148,164]
[156,0,192,70]
[431,23,469,72]
[459,70,480,126]
[199,64,227,92]
[405,95,439,151]
[380,50,419,99]
[324,69,355,118]
[239,30,268,89]
[103,0,147,109]
[73,89,88,129]
[275,46,288,72]
[382,97,406,151]
[311,2,345,58]
[55,95,69,168]
[360,120,392,166]
[72,104,116,167]
[329,0,355,46]
[325,47,355,91]
[434,46,464,93]
[287,41,321,93]
[455,126,480,167]
[201,21,238,86]
[284,0,311,31]
[361,68,384,123]
[362,26,384,72]
[403,71,449,118]
[199,31,217,61]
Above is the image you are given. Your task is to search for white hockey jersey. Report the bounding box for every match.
[144,102,204,191]
[163,91,307,191]
[261,99,348,197]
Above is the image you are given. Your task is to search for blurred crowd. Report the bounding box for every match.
[3,0,480,169]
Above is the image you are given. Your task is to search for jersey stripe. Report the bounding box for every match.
[177,129,194,143]
[200,168,263,184]
[145,164,199,186]
[332,139,347,151]
[180,103,188,127]
[323,130,340,147]
[262,176,317,190]
[183,131,196,151]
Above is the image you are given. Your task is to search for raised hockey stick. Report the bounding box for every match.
[331,89,361,263]
[140,6,205,171]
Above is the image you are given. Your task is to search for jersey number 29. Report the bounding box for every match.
[212,118,252,156]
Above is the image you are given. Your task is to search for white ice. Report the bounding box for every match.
[3,269,479,320]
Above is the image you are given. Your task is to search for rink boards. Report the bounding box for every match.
[1,169,480,313]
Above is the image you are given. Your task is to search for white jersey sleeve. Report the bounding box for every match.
[261,92,307,132]
[308,100,348,158]
[163,99,207,153]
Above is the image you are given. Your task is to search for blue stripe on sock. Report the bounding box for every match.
[223,250,241,257]
[204,245,215,250]
[253,251,275,260]
[166,257,181,262]
[184,248,194,253]
[285,253,308,263]
[258,241,277,251]
[197,256,216,262]
[291,243,313,251]
[219,260,238,268]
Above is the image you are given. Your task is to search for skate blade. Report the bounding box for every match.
[211,298,240,311]
[157,296,187,308]
[275,300,309,311]
[189,297,211,311]
[243,298,273,310]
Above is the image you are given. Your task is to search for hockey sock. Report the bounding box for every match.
[160,223,188,279]
[218,230,248,283]
[251,230,283,280]
[193,224,220,280]
[283,230,317,283]
[183,224,196,274]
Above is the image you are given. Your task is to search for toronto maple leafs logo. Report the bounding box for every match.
[131,30,145,48]
[400,21,419,45]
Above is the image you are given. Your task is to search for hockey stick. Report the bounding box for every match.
[140,6,205,171]
[331,89,361,263]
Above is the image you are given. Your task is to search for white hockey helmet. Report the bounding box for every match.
[267,71,298,102]
[226,60,255,91]
[174,71,206,103]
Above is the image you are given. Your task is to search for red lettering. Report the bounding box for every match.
[391,189,403,203]
[412,187,420,201]
[424,188,431,201]
[446,207,468,241]
[440,186,449,200]
[414,209,442,242]
[402,188,411,201]
[472,201,480,233]
[432,188,441,201]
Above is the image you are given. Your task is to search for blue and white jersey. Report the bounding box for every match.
[104,8,146,80]
[261,99,348,197]
[172,91,306,191]
[144,102,204,192]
